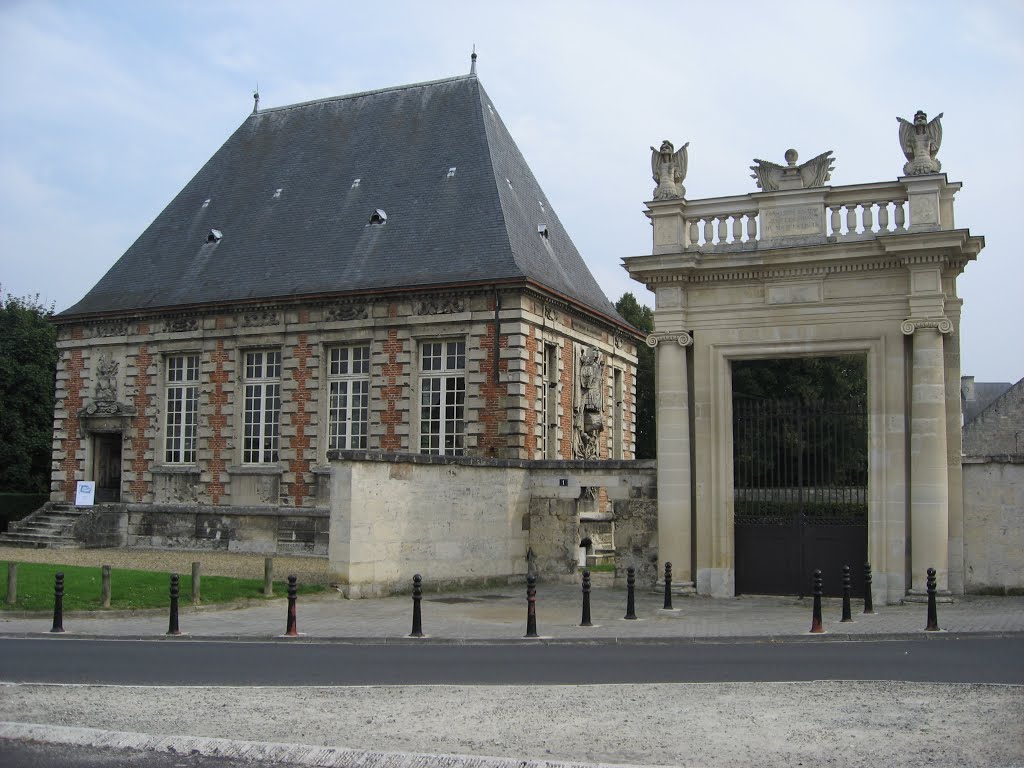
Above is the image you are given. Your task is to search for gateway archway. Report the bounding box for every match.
[625,123,984,603]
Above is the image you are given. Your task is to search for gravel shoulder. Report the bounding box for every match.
[1,681,1021,768]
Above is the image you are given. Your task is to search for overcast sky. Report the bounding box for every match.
[0,0,1020,382]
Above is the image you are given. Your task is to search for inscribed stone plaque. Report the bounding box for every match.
[766,282,823,305]
[761,204,824,241]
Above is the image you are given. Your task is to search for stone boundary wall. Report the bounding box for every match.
[328,450,657,597]
[71,504,329,556]
[962,455,1024,594]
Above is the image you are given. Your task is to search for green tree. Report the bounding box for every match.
[615,293,655,459]
[0,290,57,492]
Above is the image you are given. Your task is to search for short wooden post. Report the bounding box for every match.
[100,565,111,606]
[263,557,274,597]
[5,562,17,605]
[191,561,201,606]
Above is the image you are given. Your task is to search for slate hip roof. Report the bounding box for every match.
[60,74,627,329]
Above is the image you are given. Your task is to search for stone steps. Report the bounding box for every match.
[0,504,87,549]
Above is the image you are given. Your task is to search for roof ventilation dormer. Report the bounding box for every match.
[447,167,457,179]
[273,188,282,199]
[368,209,387,225]
[538,224,549,240]
[351,178,361,189]
[207,229,223,243]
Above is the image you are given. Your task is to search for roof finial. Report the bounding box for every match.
[470,45,477,75]
[252,84,260,114]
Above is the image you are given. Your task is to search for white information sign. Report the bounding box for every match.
[75,481,96,507]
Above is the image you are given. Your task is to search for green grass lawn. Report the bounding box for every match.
[0,561,325,611]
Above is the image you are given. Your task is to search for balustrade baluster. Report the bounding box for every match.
[846,205,858,236]
[732,215,743,244]
[862,203,874,234]
[830,206,842,237]
[877,202,890,233]
[689,220,700,247]
[745,214,758,242]
[703,219,714,246]
[716,217,728,245]
[894,201,906,230]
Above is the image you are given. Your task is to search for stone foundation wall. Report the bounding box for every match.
[329,451,656,596]
[72,504,329,555]
[963,456,1024,594]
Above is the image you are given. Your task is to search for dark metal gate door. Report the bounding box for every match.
[733,398,867,597]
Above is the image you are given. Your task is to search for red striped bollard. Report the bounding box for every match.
[809,569,824,633]
[50,572,65,634]
[285,574,298,636]
[167,573,182,636]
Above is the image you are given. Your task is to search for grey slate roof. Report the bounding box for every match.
[963,381,1014,425]
[60,75,625,326]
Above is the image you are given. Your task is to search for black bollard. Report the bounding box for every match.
[809,569,824,633]
[409,574,424,638]
[525,574,538,638]
[167,573,182,636]
[925,567,939,631]
[285,574,298,636]
[580,569,593,627]
[50,572,65,634]
[663,561,673,610]
[840,565,853,623]
[624,566,637,620]
[863,562,875,615]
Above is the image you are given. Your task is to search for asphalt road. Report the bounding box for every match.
[1,635,1022,685]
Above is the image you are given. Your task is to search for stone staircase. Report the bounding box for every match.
[0,503,86,549]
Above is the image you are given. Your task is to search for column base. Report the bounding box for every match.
[904,590,954,604]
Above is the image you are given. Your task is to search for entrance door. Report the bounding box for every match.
[732,381,867,597]
[92,433,122,503]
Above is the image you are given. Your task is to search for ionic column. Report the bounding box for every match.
[902,317,953,596]
[648,331,694,591]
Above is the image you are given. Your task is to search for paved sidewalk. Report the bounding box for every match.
[2,581,1022,641]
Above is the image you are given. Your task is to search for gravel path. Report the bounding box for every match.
[0,546,334,585]
[1,681,1021,767]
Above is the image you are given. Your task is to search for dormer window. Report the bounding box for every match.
[207,229,223,243]
[369,209,387,225]
[538,224,549,240]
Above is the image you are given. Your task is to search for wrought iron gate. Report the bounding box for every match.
[733,398,867,597]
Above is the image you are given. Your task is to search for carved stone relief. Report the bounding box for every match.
[325,303,369,322]
[241,311,279,328]
[162,317,199,334]
[91,321,129,338]
[572,345,605,460]
[416,297,465,315]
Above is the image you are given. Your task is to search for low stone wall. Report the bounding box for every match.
[328,451,657,597]
[72,504,329,556]
[962,456,1024,594]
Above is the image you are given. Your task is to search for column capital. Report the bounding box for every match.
[901,317,953,336]
[646,331,693,348]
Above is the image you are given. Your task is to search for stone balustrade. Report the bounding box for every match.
[663,178,956,253]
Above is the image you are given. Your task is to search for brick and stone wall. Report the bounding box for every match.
[50,286,639,512]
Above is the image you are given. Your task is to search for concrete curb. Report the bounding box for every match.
[0,630,1019,645]
[0,721,661,768]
